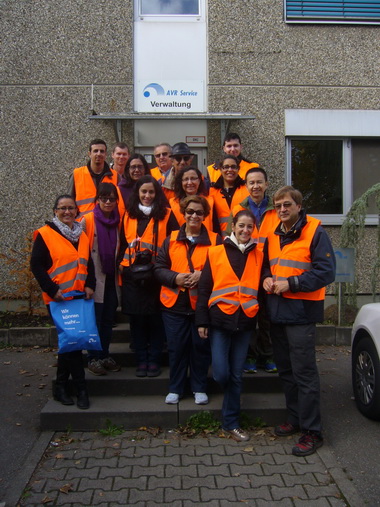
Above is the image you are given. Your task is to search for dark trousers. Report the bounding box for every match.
[271,322,321,433]
[129,313,165,366]
[89,275,118,361]
[249,289,273,361]
[162,311,211,395]
[56,350,86,393]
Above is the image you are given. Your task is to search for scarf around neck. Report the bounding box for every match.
[229,231,255,253]
[93,204,120,275]
[53,216,83,243]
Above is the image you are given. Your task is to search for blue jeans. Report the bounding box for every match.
[209,327,251,430]
[162,311,211,395]
[88,275,118,361]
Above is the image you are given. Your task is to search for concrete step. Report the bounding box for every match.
[40,392,287,431]
[58,367,282,396]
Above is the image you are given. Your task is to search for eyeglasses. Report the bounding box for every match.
[130,165,144,171]
[154,152,169,158]
[274,202,294,210]
[173,155,191,163]
[182,177,199,183]
[185,209,205,216]
[99,197,117,203]
[56,206,76,211]
[221,164,238,170]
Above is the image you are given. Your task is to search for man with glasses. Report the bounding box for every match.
[151,143,172,181]
[207,132,260,186]
[262,186,335,457]
[68,139,119,217]
[161,142,194,200]
[111,142,130,176]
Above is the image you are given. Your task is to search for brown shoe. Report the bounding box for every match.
[102,357,121,372]
[87,359,107,376]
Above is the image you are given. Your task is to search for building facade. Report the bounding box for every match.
[1,0,379,297]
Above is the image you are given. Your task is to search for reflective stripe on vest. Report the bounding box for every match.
[73,166,118,216]
[207,244,262,318]
[120,209,171,267]
[35,225,90,304]
[267,215,325,301]
[160,230,219,310]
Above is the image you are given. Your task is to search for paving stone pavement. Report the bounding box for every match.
[17,427,364,507]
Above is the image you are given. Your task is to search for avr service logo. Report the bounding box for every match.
[143,83,165,98]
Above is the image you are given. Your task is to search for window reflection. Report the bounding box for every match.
[141,0,199,15]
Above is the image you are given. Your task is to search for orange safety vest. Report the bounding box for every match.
[232,204,279,252]
[120,209,171,267]
[210,185,249,237]
[160,230,219,310]
[207,160,260,184]
[207,244,263,318]
[169,195,215,231]
[150,166,164,181]
[267,216,325,301]
[73,166,118,217]
[35,225,90,304]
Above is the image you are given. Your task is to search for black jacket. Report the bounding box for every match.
[262,210,336,324]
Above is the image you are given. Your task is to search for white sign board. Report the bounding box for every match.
[137,80,204,113]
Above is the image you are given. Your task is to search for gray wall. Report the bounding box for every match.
[1,0,379,297]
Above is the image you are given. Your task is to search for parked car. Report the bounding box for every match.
[351,303,380,420]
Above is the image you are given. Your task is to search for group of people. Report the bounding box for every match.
[31,134,336,456]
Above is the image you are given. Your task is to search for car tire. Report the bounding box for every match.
[352,335,380,420]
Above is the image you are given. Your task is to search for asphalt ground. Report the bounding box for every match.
[0,345,379,506]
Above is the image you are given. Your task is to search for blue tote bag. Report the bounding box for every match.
[50,291,102,354]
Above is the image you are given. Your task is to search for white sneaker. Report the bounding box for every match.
[165,393,179,404]
[194,392,208,405]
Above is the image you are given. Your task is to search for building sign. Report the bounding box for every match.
[137,80,204,112]
[334,248,355,283]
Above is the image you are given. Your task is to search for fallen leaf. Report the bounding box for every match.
[163,440,171,444]
[75,460,81,465]
[59,483,73,494]
[38,384,46,389]
[55,454,65,459]
[42,496,54,504]
[243,446,254,452]
[19,369,28,374]
[112,443,120,448]
[41,373,48,377]
[16,423,22,426]
[23,384,30,387]
[3,361,11,365]
[16,393,23,396]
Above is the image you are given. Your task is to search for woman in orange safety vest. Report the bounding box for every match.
[155,195,223,406]
[196,210,263,442]
[119,175,177,378]
[31,195,96,410]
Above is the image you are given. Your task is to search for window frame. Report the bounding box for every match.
[284,0,380,24]
[136,0,203,20]
[285,136,379,225]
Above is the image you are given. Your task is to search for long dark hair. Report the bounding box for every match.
[127,175,168,221]
[173,166,208,200]
[122,154,151,188]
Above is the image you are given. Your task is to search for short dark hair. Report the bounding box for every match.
[127,175,168,221]
[123,154,151,187]
[273,185,303,206]
[112,142,129,153]
[53,194,77,214]
[245,166,268,182]
[95,182,118,201]
[217,154,240,169]
[174,166,208,200]
[232,209,255,226]
[89,139,107,151]
[179,195,211,218]
[223,132,241,145]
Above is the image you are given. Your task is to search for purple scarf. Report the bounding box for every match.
[93,204,120,275]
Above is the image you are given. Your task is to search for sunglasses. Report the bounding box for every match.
[99,197,117,203]
[155,152,169,158]
[185,208,205,216]
[274,202,294,210]
[172,155,191,163]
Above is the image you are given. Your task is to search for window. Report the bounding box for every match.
[285,0,380,24]
[140,0,199,15]
[287,137,380,224]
